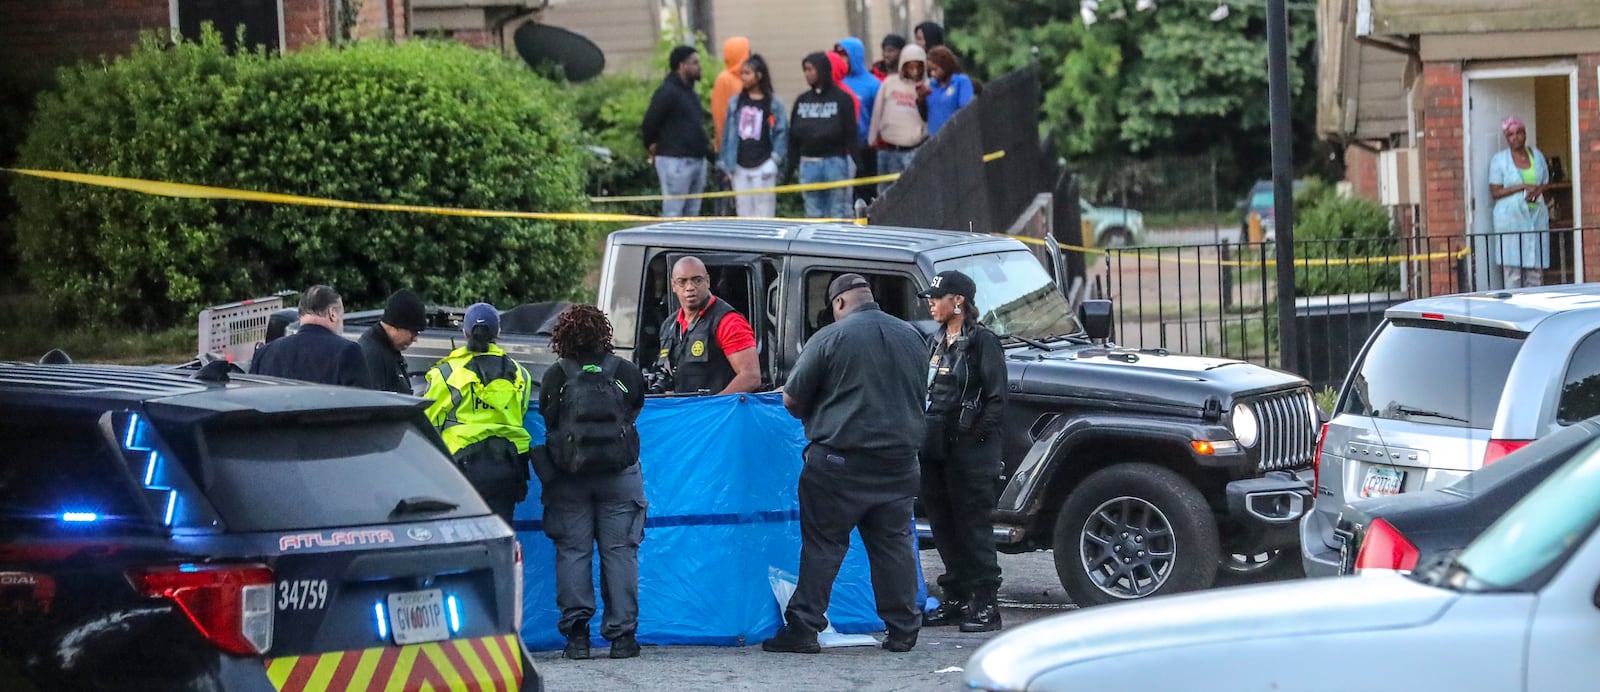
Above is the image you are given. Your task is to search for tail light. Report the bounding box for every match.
[1484,439,1533,466]
[1353,518,1419,574]
[127,564,274,655]
[1312,422,1329,496]
[512,542,524,632]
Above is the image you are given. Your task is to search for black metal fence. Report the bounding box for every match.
[1088,227,1596,391]
[867,65,1053,234]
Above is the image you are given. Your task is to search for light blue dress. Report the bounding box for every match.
[1488,146,1551,269]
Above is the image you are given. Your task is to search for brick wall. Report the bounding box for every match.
[0,0,169,77]
[283,0,330,50]
[1420,61,1466,239]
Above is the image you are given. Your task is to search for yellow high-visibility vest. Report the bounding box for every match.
[423,343,532,455]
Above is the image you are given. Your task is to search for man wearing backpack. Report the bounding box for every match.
[539,304,648,661]
[422,303,532,525]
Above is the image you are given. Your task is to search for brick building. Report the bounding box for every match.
[1318,0,1600,287]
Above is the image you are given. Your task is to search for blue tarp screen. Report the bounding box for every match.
[515,392,925,650]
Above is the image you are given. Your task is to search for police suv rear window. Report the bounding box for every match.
[200,418,490,532]
[1340,319,1525,430]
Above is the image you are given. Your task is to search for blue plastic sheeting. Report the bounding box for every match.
[515,392,927,650]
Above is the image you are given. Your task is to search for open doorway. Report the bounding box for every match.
[1464,65,1582,289]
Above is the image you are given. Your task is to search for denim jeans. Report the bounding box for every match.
[655,156,706,217]
[876,149,918,195]
[799,156,851,219]
[732,159,780,218]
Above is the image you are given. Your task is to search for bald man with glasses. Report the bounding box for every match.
[651,256,761,395]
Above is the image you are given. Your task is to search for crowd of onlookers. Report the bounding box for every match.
[640,23,979,219]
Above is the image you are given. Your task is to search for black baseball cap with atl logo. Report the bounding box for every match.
[918,270,977,299]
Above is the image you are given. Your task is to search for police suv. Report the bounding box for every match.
[0,362,540,691]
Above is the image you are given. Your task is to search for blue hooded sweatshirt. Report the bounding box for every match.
[838,37,880,147]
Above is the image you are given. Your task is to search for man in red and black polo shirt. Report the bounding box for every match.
[655,256,761,395]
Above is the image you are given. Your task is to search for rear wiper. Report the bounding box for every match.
[1391,404,1470,424]
[390,496,459,518]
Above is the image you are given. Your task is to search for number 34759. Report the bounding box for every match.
[278,579,329,611]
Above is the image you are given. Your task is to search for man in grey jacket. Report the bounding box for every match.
[764,273,928,655]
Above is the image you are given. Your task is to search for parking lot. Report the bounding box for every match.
[532,551,1075,691]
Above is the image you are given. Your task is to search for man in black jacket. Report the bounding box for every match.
[790,52,858,219]
[249,285,368,387]
[642,46,710,218]
[357,289,427,394]
[764,274,926,655]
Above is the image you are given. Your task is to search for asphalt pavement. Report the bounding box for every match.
[531,550,1077,691]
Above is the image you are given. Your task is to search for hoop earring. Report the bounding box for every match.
[953,306,962,315]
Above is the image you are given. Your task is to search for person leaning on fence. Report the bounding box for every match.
[867,43,928,195]
[422,303,532,525]
[536,304,648,661]
[719,54,788,219]
[642,46,711,218]
[923,46,976,137]
[1488,115,1552,289]
[248,284,368,388]
[790,52,859,219]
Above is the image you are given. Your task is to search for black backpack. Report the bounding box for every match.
[549,356,639,474]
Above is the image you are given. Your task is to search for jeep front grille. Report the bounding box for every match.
[1251,390,1317,472]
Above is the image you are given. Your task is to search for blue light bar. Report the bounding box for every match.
[163,491,178,526]
[143,452,160,486]
[374,602,389,639]
[123,413,151,451]
[446,595,462,633]
[61,512,99,523]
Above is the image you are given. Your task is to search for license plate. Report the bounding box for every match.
[387,589,449,645]
[1360,466,1406,498]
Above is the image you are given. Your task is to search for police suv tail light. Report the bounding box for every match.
[128,564,274,655]
[513,541,524,632]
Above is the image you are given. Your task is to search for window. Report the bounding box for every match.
[200,416,487,531]
[638,251,778,374]
[1558,331,1600,424]
[0,408,144,535]
[1339,320,1525,430]
[933,250,1082,341]
[175,0,282,52]
[803,270,922,339]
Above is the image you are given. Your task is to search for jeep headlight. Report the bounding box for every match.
[1231,402,1259,447]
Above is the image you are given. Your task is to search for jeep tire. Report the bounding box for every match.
[1053,463,1220,607]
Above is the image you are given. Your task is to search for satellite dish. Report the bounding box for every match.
[513,22,605,82]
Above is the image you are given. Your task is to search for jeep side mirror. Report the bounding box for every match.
[1080,300,1113,342]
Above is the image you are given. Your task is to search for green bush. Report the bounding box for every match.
[13,32,592,328]
[1291,180,1398,297]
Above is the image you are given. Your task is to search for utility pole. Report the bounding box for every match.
[1267,0,1298,374]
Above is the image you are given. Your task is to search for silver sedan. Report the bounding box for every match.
[965,430,1600,691]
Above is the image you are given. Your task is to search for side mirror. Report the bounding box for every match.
[911,319,939,340]
[1079,299,1113,342]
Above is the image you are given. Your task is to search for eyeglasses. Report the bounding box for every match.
[673,275,710,288]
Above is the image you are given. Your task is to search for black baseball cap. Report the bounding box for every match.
[918,270,977,299]
[827,273,872,302]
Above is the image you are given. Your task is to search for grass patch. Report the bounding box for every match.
[0,295,193,365]
[1144,210,1236,231]
[1315,386,1339,417]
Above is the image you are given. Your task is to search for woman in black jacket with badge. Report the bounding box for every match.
[918,269,1007,632]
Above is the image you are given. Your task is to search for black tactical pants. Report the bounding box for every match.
[543,464,648,641]
[785,444,922,640]
[455,436,528,526]
[920,426,1003,602]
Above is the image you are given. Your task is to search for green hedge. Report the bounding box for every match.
[13,32,592,327]
[1291,180,1399,297]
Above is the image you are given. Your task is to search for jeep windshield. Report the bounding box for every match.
[934,250,1082,342]
[199,415,490,532]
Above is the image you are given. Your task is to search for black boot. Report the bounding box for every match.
[923,597,969,627]
[563,628,592,660]
[761,625,821,654]
[608,633,640,659]
[959,595,1002,633]
[882,629,918,653]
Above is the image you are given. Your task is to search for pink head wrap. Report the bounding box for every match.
[1501,116,1525,133]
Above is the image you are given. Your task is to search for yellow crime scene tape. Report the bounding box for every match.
[590,150,1007,203]
[1,168,865,225]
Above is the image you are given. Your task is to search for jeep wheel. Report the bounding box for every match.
[1053,463,1220,607]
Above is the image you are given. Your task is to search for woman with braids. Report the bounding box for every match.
[916,270,1007,633]
[538,304,648,660]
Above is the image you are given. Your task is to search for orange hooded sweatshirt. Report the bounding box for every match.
[711,37,750,151]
